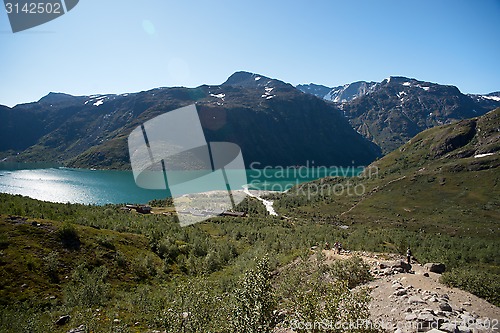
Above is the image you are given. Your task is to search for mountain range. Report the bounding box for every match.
[0,72,379,169]
[0,72,498,169]
[298,77,500,153]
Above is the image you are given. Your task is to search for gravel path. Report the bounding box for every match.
[322,250,500,333]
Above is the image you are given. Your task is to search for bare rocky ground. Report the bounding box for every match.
[322,250,500,333]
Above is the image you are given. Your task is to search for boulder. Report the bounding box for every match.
[394,289,407,296]
[417,312,436,322]
[439,302,453,312]
[408,295,426,304]
[55,315,71,326]
[391,260,411,272]
[424,263,446,274]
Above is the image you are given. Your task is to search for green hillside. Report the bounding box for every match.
[274,108,500,304]
[0,193,377,332]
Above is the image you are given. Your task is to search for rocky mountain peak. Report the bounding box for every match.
[38,92,82,104]
[222,71,291,90]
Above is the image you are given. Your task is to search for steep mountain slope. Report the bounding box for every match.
[324,80,378,103]
[341,77,500,153]
[468,91,500,112]
[0,72,381,169]
[298,77,499,155]
[295,83,331,99]
[296,81,378,102]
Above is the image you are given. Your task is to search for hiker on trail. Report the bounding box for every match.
[338,242,342,255]
[325,242,330,250]
[406,247,412,265]
[334,242,339,254]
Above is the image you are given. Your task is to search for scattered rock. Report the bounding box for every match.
[423,308,435,315]
[456,326,472,333]
[439,302,453,312]
[113,319,120,324]
[427,330,446,333]
[418,312,436,322]
[439,323,457,333]
[391,260,412,272]
[424,263,446,274]
[408,295,426,305]
[67,325,86,333]
[405,313,417,321]
[394,289,407,296]
[423,272,430,277]
[462,302,471,306]
[55,315,71,326]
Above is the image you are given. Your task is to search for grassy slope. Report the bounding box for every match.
[273,108,500,304]
[0,192,382,332]
[0,215,161,306]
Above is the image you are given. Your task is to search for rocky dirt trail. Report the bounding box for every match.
[322,250,500,333]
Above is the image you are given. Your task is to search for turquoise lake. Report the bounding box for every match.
[0,163,363,205]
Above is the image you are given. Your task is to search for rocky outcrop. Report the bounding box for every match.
[424,263,446,274]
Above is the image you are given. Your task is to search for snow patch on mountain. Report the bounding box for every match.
[93,100,104,107]
[210,93,225,99]
[474,152,494,158]
[324,81,378,103]
[481,95,500,102]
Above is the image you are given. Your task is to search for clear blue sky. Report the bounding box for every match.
[1,0,499,107]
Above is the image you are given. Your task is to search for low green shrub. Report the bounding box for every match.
[56,222,80,249]
[64,264,110,307]
[441,268,500,307]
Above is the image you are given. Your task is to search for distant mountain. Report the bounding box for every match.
[296,81,378,102]
[295,84,331,99]
[0,71,381,169]
[298,78,500,154]
[467,91,500,112]
[324,81,378,103]
[340,76,500,154]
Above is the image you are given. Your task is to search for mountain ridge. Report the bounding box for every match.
[1,72,498,168]
[0,72,380,169]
